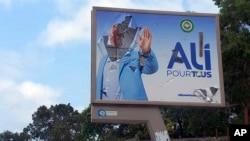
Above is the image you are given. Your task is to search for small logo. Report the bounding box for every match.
[98,109,106,118]
[180,19,194,33]
[97,109,118,118]
[229,124,250,141]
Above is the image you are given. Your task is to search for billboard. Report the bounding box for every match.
[91,7,225,107]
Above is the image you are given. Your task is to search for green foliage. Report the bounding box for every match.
[0,104,233,140]
[160,107,228,138]
[26,103,82,141]
[0,131,29,141]
[79,105,105,140]
[160,108,176,136]
[128,124,149,140]
[183,108,225,137]
[213,0,250,107]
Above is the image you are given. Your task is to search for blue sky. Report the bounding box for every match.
[0,0,219,133]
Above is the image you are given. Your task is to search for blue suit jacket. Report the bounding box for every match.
[96,49,158,101]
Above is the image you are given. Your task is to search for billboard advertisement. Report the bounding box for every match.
[91,7,225,107]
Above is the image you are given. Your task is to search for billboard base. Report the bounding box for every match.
[91,105,170,141]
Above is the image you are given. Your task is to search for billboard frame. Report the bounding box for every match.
[91,6,225,107]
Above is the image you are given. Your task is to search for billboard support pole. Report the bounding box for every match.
[91,105,170,141]
[146,107,170,141]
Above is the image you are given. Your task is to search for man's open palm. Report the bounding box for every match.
[138,27,152,54]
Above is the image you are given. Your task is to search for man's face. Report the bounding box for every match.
[105,16,138,61]
[110,24,124,48]
[110,24,137,48]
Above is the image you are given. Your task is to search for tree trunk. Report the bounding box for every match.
[244,105,249,124]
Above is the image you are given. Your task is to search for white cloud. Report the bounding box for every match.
[38,8,91,46]
[0,0,11,7]
[0,79,62,132]
[38,1,91,46]
[0,49,55,80]
[183,0,219,13]
[0,50,60,132]
[19,81,61,105]
[0,50,24,80]
[0,0,44,9]
[38,0,219,47]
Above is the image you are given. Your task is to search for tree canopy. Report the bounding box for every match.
[25,103,82,141]
[213,0,250,124]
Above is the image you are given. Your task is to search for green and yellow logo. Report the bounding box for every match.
[180,19,194,33]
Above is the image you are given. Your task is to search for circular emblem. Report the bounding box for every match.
[98,109,106,118]
[180,19,194,33]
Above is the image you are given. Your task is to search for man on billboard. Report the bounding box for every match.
[96,15,158,101]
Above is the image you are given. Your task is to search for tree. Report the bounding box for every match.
[26,103,82,141]
[79,105,104,140]
[213,0,250,124]
[183,108,227,137]
[0,130,29,141]
[160,107,227,138]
